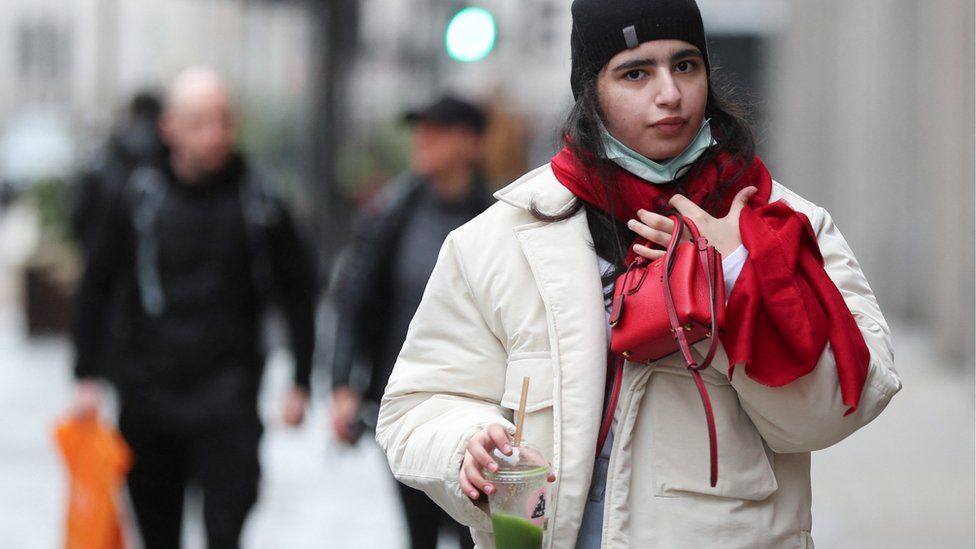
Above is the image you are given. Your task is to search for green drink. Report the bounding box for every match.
[492,513,543,549]
[486,443,550,549]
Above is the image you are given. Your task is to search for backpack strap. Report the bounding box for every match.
[128,166,168,317]
[239,170,279,301]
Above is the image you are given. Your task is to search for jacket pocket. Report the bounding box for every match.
[500,354,554,412]
[648,370,778,501]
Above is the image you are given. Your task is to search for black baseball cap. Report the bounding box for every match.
[403,95,487,135]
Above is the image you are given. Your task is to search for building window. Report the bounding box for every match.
[17,20,70,87]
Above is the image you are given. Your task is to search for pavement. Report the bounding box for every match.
[0,290,971,547]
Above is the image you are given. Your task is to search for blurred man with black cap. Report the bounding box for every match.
[330,94,492,549]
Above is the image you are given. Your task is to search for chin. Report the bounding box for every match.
[644,138,695,162]
[202,155,231,172]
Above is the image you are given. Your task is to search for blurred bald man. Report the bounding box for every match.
[70,67,317,549]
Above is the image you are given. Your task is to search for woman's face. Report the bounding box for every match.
[596,39,708,162]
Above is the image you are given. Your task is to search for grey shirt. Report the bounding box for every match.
[385,185,484,369]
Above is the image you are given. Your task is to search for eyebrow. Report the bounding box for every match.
[610,48,703,72]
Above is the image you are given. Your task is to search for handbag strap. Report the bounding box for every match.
[662,216,721,372]
[595,354,624,455]
[661,215,721,487]
[599,216,722,487]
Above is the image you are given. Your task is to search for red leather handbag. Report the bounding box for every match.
[598,215,725,487]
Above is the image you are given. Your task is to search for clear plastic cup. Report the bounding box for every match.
[485,443,550,549]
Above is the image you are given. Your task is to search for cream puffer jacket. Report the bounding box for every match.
[376,164,901,548]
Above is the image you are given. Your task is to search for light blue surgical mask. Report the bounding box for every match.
[601,119,716,184]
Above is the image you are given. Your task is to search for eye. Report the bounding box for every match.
[675,60,696,73]
[624,69,645,81]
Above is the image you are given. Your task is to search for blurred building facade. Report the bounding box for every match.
[0,0,315,201]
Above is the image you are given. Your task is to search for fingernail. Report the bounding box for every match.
[485,484,494,494]
[627,219,636,227]
[488,461,498,471]
[470,490,479,498]
[502,444,511,453]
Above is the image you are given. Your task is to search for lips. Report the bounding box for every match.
[652,116,686,136]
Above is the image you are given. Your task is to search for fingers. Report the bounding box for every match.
[73,401,99,420]
[628,209,676,250]
[460,450,493,499]
[635,209,675,232]
[633,243,665,261]
[726,186,758,219]
[333,418,353,443]
[72,381,102,420]
[459,452,481,499]
[668,193,707,219]
[468,437,499,475]
[627,221,671,248]
[283,389,308,426]
[330,388,361,440]
[282,407,304,427]
[459,460,476,497]
[486,424,513,455]
[459,423,512,500]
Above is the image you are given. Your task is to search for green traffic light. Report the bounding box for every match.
[445,7,496,62]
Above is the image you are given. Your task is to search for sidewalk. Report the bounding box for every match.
[0,300,971,547]
[810,321,975,548]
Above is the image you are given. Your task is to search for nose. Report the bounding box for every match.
[654,72,681,109]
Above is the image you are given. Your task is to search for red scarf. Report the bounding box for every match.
[551,146,869,415]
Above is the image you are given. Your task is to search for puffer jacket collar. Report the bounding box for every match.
[494,163,577,217]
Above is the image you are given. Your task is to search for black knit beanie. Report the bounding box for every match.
[570,0,710,100]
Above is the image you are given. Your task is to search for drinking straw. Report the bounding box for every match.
[513,377,530,447]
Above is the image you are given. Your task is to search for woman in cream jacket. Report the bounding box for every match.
[377,1,900,547]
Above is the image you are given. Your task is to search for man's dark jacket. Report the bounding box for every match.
[73,154,316,426]
[330,172,493,413]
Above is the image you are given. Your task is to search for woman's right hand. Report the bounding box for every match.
[460,424,558,501]
[460,424,513,500]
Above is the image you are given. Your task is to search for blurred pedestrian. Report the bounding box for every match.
[376,0,901,547]
[71,91,167,253]
[70,67,317,549]
[330,95,492,549]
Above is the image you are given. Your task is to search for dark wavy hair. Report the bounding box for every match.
[533,69,756,292]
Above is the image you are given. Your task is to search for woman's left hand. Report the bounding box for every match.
[627,186,757,260]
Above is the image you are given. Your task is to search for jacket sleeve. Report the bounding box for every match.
[267,202,318,391]
[375,233,512,531]
[329,212,383,392]
[712,207,902,453]
[72,191,132,380]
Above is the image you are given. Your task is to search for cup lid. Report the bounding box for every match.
[487,443,550,482]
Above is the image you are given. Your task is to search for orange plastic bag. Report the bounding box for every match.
[55,417,133,549]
